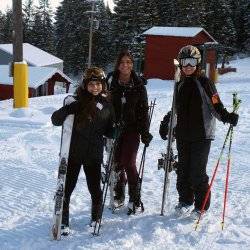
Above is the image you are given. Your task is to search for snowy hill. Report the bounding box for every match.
[0,58,249,249]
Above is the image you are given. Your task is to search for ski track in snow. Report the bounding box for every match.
[0,58,249,249]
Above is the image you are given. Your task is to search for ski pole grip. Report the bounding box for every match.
[232,93,241,113]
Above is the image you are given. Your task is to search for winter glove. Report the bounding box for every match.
[159,111,171,140]
[65,101,80,114]
[226,112,239,126]
[141,132,153,147]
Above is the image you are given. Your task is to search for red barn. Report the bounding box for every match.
[143,26,218,80]
[0,66,74,100]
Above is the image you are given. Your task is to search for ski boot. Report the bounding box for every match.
[127,180,144,215]
[61,209,70,236]
[174,202,192,217]
[89,200,102,227]
[190,208,204,220]
[114,182,125,209]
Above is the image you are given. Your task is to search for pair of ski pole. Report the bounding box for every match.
[92,125,121,236]
[195,93,241,231]
[93,99,156,234]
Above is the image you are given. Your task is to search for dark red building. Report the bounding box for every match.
[143,27,218,80]
[0,66,73,100]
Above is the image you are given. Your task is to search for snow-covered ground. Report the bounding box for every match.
[0,58,249,250]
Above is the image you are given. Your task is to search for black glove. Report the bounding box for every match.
[141,132,153,147]
[159,111,171,140]
[226,112,239,126]
[66,101,80,114]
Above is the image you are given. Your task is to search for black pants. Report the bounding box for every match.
[176,139,211,210]
[62,157,102,216]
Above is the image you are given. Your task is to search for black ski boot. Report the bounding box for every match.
[90,200,102,227]
[114,182,125,208]
[61,207,70,236]
[127,179,144,215]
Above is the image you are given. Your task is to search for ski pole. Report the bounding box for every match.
[128,99,155,215]
[194,126,232,230]
[93,132,119,236]
[221,127,233,230]
[138,99,156,178]
[195,93,241,230]
[221,93,241,230]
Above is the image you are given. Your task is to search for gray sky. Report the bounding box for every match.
[0,0,114,13]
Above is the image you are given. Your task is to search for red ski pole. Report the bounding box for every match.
[221,93,241,230]
[221,127,233,230]
[194,125,232,230]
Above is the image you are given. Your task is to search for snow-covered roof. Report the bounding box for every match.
[0,65,73,88]
[0,43,63,66]
[143,26,217,42]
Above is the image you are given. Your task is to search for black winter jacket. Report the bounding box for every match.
[107,70,149,135]
[175,75,230,141]
[51,90,115,165]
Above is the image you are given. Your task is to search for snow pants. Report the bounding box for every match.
[62,157,102,223]
[176,139,211,210]
[115,132,140,189]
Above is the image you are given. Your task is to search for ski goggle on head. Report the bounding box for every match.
[84,68,106,83]
[180,58,198,67]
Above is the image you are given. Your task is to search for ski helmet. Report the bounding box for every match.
[83,67,106,89]
[178,45,201,64]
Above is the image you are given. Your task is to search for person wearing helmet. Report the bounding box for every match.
[51,67,115,234]
[159,45,239,218]
[107,49,153,214]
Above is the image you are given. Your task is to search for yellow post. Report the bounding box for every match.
[13,61,29,108]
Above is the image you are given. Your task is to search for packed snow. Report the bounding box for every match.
[0,58,249,249]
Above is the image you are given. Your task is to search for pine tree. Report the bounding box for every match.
[204,0,237,51]
[23,0,35,44]
[55,0,91,75]
[112,0,160,61]
[0,11,5,43]
[92,1,114,69]
[156,0,180,26]
[1,9,13,43]
[32,0,55,53]
[243,1,250,53]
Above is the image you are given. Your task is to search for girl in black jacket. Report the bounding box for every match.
[159,45,239,218]
[51,67,115,233]
[107,50,153,213]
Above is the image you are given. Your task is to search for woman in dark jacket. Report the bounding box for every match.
[159,45,239,218]
[51,67,115,234]
[107,50,153,214]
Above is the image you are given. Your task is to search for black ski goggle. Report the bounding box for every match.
[85,75,105,83]
[180,58,198,67]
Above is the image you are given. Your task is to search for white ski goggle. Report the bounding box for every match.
[180,58,198,67]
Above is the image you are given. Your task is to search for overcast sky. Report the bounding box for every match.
[0,0,114,13]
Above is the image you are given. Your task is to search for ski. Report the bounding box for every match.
[160,59,180,216]
[51,95,75,240]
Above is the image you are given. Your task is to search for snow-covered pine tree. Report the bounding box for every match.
[92,0,114,69]
[112,0,135,52]
[230,0,250,53]
[55,0,91,75]
[203,0,237,54]
[243,1,250,53]
[0,9,12,43]
[112,0,159,70]
[0,11,5,43]
[23,0,35,44]
[31,0,55,53]
[156,0,180,26]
